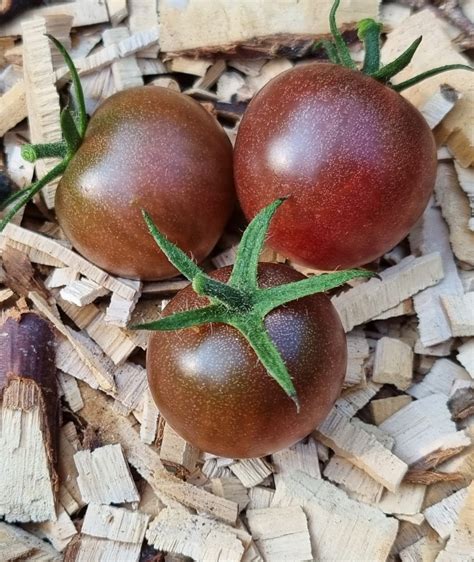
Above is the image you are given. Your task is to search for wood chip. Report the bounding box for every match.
[2,224,138,299]
[0,313,58,523]
[454,160,474,230]
[102,27,143,91]
[140,387,159,444]
[45,267,80,289]
[82,503,149,543]
[128,0,159,58]
[160,0,379,53]
[424,487,469,539]
[457,339,474,377]
[210,477,249,512]
[160,423,200,472]
[332,253,444,332]
[248,487,275,510]
[58,371,84,412]
[0,521,61,561]
[379,394,470,465]
[74,444,140,505]
[408,358,471,400]
[440,293,474,336]
[378,483,426,516]
[344,331,370,387]
[105,289,141,328]
[279,471,398,561]
[382,9,474,166]
[26,503,77,552]
[420,84,460,129]
[146,507,248,561]
[370,395,413,425]
[315,408,407,492]
[60,278,109,306]
[230,458,273,488]
[246,506,312,561]
[373,336,414,390]
[106,0,128,27]
[435,163,474,266]
[437,482,474,561]
[409,200,463,346]
[0,81,27,137]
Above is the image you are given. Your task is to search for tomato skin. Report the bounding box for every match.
[56,87,234,280]
[147,264,346,458]
[234,63,437,270]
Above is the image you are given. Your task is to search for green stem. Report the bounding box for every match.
[357,19,382,74]
[136,199,372,409]
[315,40,341,64]
[329,0,356,69]
[371,37,422,82]
[46,35,87,138]
[21,142,67,162]
[393,64,474,92]
[0,160,68,231]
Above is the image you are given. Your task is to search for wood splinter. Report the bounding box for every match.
[0,311,59,523]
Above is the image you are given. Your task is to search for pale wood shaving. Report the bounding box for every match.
[408,358,471,400]
[248,487,275,510]
[106,0,128,27]
[373,336,414,390]
[82,503,149,543]
[420,84,460,129]
[378,483,426,516]
[74,444,139,505]
[60,278,109,306]
[409,200,463,346]
[279,471,398,562]
[246,506,313,562]
[454,160,474,230]
[0,81,27,137]
[424,486,469,539]
[58,371,84,412]
[210,477,249,512]
[76,535,142,562]
[160,423,200,472]
[379,394,470,465]
[45,267,80,289]
[370,395,413,425]
[332,253,444,332]
[344,331,370,387]
[128,0,159,58]
[0,381,57,523]
[140,387,159,444]
[230,458,273,488]
[441,293,474,336]
[382,9,474,166]
[0,521,61,561]
[399,536,444,562]
[457,339,474,377]
[315,408,407,492]
[146,507,248,562]
[2,224,138,299]
[26,504,77,552]
[334,381,382,417]
[102,27,143,91]
[435,163,474,266]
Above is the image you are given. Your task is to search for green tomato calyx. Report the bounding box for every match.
[0,35,87,232]
[133,199,374,411]
[321,0,473,91]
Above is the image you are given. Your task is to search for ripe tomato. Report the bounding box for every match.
[56,86,234,280]
[147,263,346,458]
[234,63,437,270]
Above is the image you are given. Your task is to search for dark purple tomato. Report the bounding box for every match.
[147,263,346,458]
[234,63,437,270]
[56,86,234,280]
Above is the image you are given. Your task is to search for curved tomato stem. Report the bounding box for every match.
[393,64,474,92]
[21,141,67,162]
[329,0,356,69]
[314,40,341,64]
[357,19,382,75]
[137,198,372,409]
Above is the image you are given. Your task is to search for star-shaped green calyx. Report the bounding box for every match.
[316,0,472,92]
[132,199,374,410]
[0,36,88,231]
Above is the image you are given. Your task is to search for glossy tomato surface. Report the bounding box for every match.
[56,87,234,280]
[234,63,437,270]
[147,264,347,458]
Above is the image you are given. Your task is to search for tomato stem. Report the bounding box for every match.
[136,199,374,409]
[393,64,474,92]
[329,0,356,69]
[21,141,67,162]
[357,19,382,75]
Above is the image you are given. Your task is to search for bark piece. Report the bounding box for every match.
[74,444,140,505]
[0,312,58,523]
[373,337,414,390]
[315,408,407,492]
[379,394,470,465]
[332,253,444,332]
[246,506,312,562]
